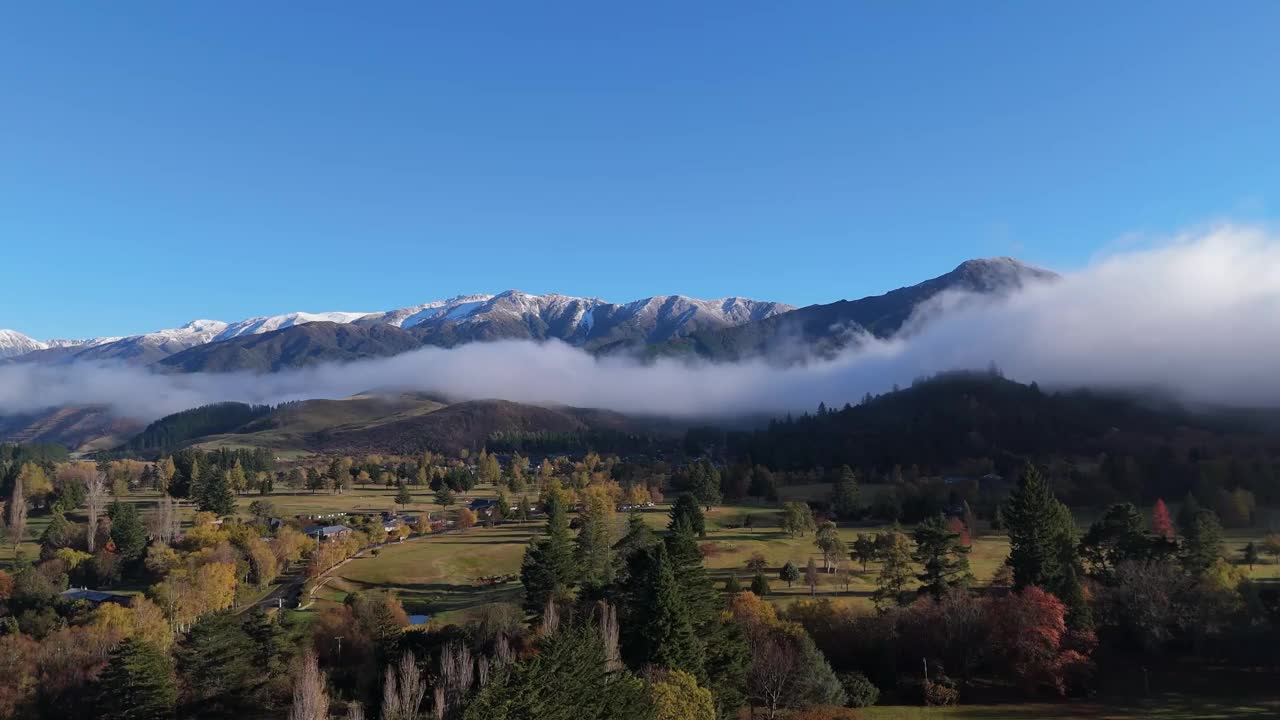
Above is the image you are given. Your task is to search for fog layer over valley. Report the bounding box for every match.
[3,225,1280,424]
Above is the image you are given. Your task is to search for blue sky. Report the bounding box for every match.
[2,2,1277,339]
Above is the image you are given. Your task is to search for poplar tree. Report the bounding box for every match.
[872,530,914,608]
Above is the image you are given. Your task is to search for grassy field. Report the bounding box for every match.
[861,694,1280,719]
[313,520,538,624]
[295,492,1280,619]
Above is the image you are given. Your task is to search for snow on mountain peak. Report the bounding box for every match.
[0,329,48,358]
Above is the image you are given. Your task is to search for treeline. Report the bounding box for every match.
[0,443,68,467]
[486,428,669,456]
[121,402,273,454]
[717,372,1280,510]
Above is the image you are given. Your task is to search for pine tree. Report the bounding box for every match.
[196,468,237,517]
[750,572,771,596]
[613,512,658,581]
[912,513,973,598]
[688,460,722,511]
[243,607,290,700]
[175,610,257,716]
[97,638,178,720]
[394,481,412,508]
[664,514,717,631]
[1004,463,1076,596]
[724,575,743,593]
[520,490,577,618]
[434,485,455,508]
[1176,491,1201,537]
[669,494,706,537]
[620,543,705,679]
[108,500,147,562]
[1059,564,1094,632]
[830,466,861,519]
[779,561,800,588]
[1183,508,1224,574]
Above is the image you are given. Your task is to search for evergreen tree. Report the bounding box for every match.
[1176,491,1201,537]
[911,513,972,598]
[108,500,147,562]
[750,572,771,596]
[669,494,706,537]
[724,575,743,593]
[1183,508,1224,574]
[242,607,290,703]
[829,466,861,519]
[619,544,705,678]
[613,512,658,582]
[664,514,717,631]
[1059,564,1094,632]
[1004,463,1076,596]
[434,485,456,508]
[196,468,237,516]
[463,620,652,720]
[779,561,800,588]
[688,460,722,511]
[175,610,257,717]
[394,481,412,508]
[1243,541,1259,569]
[748,465,778,501]
[97,638,178,720]
[1079,502,1149,580]
[520,490,577,618]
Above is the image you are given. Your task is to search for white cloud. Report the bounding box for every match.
[3,224,1280,423]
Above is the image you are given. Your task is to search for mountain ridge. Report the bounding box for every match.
[1,257,1055,370]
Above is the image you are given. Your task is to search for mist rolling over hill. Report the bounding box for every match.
[3,227,1280,453]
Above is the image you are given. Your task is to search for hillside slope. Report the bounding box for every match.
[655,258,1058,361]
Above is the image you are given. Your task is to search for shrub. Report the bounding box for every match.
[839,672,880,708]
[923,678,959,707]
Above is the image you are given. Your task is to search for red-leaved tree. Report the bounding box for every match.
[945,517,972,547]
[987,586,1093,695]
[1150,498,1174,539]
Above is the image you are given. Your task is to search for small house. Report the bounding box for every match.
[305,525,353,542]
[60,588,131,607]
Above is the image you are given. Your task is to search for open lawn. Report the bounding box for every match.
[312,520,539,625]
[280,492,1280,619]
[861,694,1280,719]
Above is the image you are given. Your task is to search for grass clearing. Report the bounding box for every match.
[861,694,1280,719]
[313,521,539,625]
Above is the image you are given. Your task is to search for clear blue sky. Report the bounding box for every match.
[2,2,1277,339]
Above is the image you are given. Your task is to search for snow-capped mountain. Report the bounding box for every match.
[1,258,1056,370]
[2,291,793,366]
[0,329,48,359]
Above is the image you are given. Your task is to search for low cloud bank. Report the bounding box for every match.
[3,225,1280,423]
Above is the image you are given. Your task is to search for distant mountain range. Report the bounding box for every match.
[0,257,1056,372]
